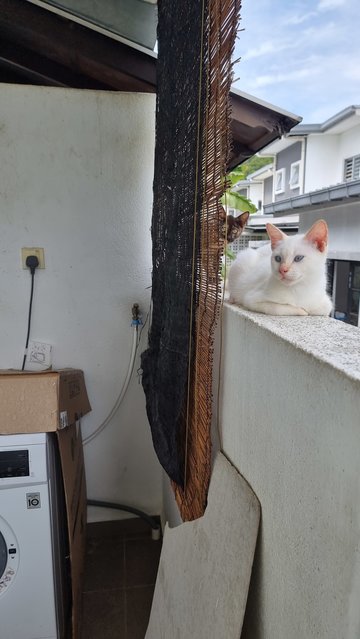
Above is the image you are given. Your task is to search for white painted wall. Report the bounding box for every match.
[0,84,162,521]
[248,182,263,212]
[304,124,360,192]
[304,134,340,191]
[218,305,360,639]
[299,201,360,260]
[338,123,360,170]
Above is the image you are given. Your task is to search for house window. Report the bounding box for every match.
[332,260,360,326]
[344,155,360,181]
[289,161,301,189]
[349,263,360,326]
[274,168,285,194]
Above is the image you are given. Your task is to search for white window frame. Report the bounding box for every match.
[289,161,301,190]
[274,168,285,194]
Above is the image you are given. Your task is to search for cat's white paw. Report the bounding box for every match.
[307,297,332,316]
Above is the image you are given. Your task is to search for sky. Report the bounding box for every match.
[232,0,360,124]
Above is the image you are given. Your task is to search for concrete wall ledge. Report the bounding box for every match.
[224,302,360,383]
[218,303,360,638]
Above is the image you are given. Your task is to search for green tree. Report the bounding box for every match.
[220,155,272,213]
[241,155,272,178]
[221,165,257,214]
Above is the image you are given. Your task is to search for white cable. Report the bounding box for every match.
[82,324,139,445]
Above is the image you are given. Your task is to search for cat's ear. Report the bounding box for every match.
[266,223,287,249]
[304,219,328,253]
[239,211,249,227]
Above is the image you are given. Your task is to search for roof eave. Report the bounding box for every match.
[263,179,360,216]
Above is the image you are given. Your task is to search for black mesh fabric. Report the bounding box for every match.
[141,0,208,487]
[141,0,241,517]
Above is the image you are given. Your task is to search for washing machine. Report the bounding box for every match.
[0,432,70,639]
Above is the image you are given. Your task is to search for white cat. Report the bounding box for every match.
[227,219,332,316]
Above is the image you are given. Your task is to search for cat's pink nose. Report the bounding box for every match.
[280,264,289,274]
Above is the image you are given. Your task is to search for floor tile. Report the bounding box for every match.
[125,586,155,639]
[86,518,151,540]
[84,536,125,591]
[123,517,161,540]
[125,538,162,588]
[81,519,162,638]
[81,589,126,639]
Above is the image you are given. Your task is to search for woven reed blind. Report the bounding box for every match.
[141,0,241,520]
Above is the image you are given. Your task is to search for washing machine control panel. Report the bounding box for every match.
[0,450,29,478]
[0,435,48,486]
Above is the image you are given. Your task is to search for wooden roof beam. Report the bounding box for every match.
[0,0,157,92]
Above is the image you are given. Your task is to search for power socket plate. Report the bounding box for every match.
[21,247,45,269]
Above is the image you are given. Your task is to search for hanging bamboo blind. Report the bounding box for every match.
[141,0,241,520]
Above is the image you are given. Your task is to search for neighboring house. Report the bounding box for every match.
[259,104,360,204]
[225,163,278,255]
[251,105,360,326]
[230,162,274,215]
[227,213,299,257]
[227,157,300,253]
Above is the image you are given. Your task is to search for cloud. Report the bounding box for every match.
[241,19,338,72]
[249,66,320,89]
[318,0,346,9]
[285,11,317,25]
[243,40,288,61]
[233,0,360,122]
[302,20,337,41]
[343,65,360,82]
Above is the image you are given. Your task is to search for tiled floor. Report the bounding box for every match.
[81,518,162,639]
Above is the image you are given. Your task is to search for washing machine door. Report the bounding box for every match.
[0,531,6,579]
[0,518,19,597]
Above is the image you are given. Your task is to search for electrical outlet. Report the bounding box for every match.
[21,247,45,269]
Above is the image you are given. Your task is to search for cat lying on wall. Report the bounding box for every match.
[227,219,332,316]
[223,211,249,243]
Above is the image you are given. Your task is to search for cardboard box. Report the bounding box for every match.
[0,370,91,639]
[0,369,91,434]
[58,421,87,639]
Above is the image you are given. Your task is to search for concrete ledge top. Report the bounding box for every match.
[224,303,360,383]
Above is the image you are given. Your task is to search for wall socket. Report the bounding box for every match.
[21,247,45,269]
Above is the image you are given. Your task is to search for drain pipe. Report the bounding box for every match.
[83,303,160,540]
[82,315,139,445]
[87,499,161,540]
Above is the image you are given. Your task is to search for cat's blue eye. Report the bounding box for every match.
[294,255,304,262]
[274,255,282,263]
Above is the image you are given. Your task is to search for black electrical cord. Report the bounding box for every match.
[21,255,39,371]
[87,499,161,534]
